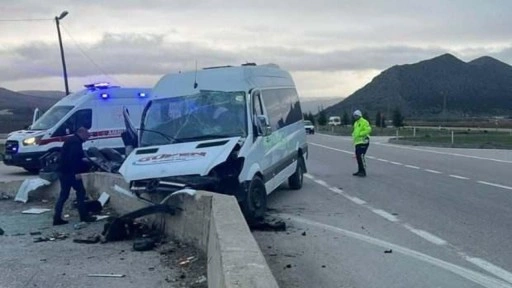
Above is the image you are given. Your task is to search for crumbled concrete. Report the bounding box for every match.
[0,199,206,288]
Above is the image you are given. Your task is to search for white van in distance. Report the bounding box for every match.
[328,116,341,126]
[119,63,308,223]
[3,83,152,173]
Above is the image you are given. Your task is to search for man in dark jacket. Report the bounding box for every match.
[53,127,96,225]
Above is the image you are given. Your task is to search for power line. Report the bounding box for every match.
[0,18,52,22]
[60,23,123,85]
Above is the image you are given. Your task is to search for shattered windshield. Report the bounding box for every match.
[140,90,247,147]
[31,105,74,130]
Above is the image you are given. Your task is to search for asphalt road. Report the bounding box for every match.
[253,133,512,288]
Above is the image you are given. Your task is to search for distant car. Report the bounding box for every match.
[304,120,315,134]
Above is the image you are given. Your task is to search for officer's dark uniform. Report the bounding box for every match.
[53,132,94,225]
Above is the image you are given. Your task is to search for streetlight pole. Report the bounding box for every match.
[55,11,69,95]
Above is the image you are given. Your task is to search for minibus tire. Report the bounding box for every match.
[288,155,304,190]
[241,176,267,225]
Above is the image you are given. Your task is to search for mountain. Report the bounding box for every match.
[18,90,66,99]
[300,96,343,114]
[0,88,58,110]
[0,88,60,132]
[323,53,512,119]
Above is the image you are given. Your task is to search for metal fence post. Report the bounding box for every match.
[451,130,454,145]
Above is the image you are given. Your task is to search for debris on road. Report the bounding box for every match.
[73,235,101,244]
[179,256,198,267]
[249,218,286,232]
[194,275,207,284]
[133,238,156,251]
[384,249,393,254]
[74,222,88,230]
[98,192,110,207]
[301,231,307,236]
[15,178,51,203]
[22,208,51,214]
[30,231,42,236]
[87,273,126,278]
[0,192,11,200]
[285,264,292,269]
[0,227,4,235]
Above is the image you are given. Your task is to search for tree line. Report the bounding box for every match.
[304,108,405,127]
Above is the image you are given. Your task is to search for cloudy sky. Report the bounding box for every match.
[1,0,512,98]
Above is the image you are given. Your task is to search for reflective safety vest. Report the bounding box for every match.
[352,117,371,145]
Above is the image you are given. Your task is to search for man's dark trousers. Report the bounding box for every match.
[54,173,87,221]
[355,142,370,174]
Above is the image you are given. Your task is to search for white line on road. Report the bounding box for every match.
[371,209,399,222]
[329,187,343,194]
[314,179,329,187]
[377,158,390,162]
[477,181,512,191]
[309,142,353,155]
[450,175,470,180]
[405,165,421,169]
[374,142,512,164]
[390,161,403,165]
[304,173,315,180]
[366,156,376,159]
[465,257,512,285]
[425,169,442,174]
[282,214,512,288]
[403,224,448,246]
[346,196,367,205]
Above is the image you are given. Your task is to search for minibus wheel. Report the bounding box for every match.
[241,175,267,224]
[288,155,304,190]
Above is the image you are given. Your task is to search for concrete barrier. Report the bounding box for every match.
[0,173,279,287]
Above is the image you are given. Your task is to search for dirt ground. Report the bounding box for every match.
[0,197,207,288]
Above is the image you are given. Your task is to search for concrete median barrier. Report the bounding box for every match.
[1,172,279,288]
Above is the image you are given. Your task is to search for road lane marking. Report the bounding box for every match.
[346,196,367,205]
[465,257,512,285]
[477,181,512,191]
[314,179,329,187]
[374,142,512,164]
[316,133,512,164]
[309,142,353,155]
[450,175,470,180]
[405,165,421,169]
[390,161,403,165]
[377,158,389,162]
[425,169,442,174]
[403,224,448,246]
[304,173,315,179]
[329,187,343,194]
[366,156,376,159]
[371,209,399,222]
[281,214,512,288]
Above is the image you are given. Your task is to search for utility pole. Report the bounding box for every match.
[55,11,69,95]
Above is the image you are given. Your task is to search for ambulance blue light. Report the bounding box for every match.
[138,92,147,98]
[100,93,109,99]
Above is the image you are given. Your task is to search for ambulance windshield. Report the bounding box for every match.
[31,105,74,130]
[140,90,247,146]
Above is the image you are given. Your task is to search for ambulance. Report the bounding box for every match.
[3,83,152,173]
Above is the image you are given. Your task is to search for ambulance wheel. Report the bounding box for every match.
[24,167,40,174]
[241,176,267,225]
[288,155,304,190]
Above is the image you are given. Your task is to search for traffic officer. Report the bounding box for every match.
[53,127,96,225]
[352,110,372,177]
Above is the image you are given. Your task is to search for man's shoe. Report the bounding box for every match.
[353,171,362,176]
[80,216,97,223]
[53,218,69,226]
[352,171,367,177]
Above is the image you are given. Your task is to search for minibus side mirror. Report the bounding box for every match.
[256,115,272,137]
